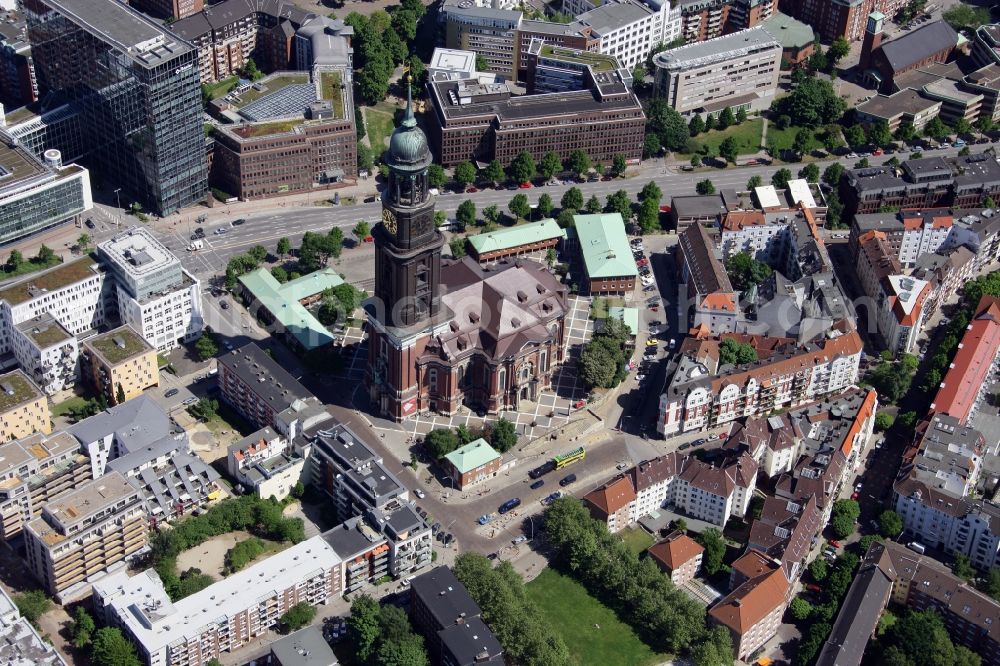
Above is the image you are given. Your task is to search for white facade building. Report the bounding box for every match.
[9,314,78,395]
[93,536,343,666]
[578,0,671,70]
[98,227,203,352]
[877,275,931,356]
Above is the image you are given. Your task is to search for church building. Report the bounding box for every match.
[364,88,569,421]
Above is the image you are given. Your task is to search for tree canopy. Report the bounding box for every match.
[725,252,772,292]
[771,78,846,128]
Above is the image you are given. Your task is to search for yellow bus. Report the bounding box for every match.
[553,447,585,470]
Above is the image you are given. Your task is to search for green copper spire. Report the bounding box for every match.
[402,76,416,129]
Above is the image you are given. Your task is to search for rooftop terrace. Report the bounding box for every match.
[540,44,615,71]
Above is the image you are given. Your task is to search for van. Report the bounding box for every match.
[907,541,926,555]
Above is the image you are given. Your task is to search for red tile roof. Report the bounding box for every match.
[648,531,704,571]
[710,566,790,634]
[930,296,1000,424]
[721,211,767,231]
[583,474,636,518]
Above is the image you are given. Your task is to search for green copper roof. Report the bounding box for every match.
[239,268,345,350]
[444,438,501,474]
[467,218,566,255]
[388,83,430,166]
[761,12,815,50]
[573,213,638,280]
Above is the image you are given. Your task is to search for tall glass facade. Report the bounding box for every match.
[24,0,207,215]
[0,166,90,246]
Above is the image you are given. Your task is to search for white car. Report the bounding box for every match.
[414,488,426,499]
[512,535,527,545]
[641,276,655,285]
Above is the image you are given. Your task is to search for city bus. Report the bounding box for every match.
[553,447,586,470]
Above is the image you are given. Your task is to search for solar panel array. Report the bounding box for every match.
[239,84,317,122]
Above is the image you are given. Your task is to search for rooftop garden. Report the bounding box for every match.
[0,256,93,306]
[540,45,616,72]
[232,74,309,108]
[319,71,345,118]
[89,329,149,364]
[233,119,302,138]
[26,322,70,348]
[0,372,39,412]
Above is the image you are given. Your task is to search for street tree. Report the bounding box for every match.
[611,153,627,177]
[868,120,892,146]
[646,98,690,151]
[747,175,763,190]
[585,195,602,214]
[844,124,866,147]
[77,233,92,252]
[566,150,591,178]
[537,193,554,218]
[90,628,141,666]
[771,168,793,190]
[353,220,371,241]
[643,133,662,158]
[793,128,812,157]
[456,200,476,230]
[822,163,845,187]
[799,163,820,183]
[639,181,662,204]
[637,198,660,233]
[719,136,739,163]
[879,510,903,538]
[696,179,715,195]
[688,114,704,136]
[453,161,476,189]
[508,151,536,184]
[508,193,530,220]
[828,37,850,64]
[539,151,562,180]
[484,159,505,186]
[427,164,446,189]
[561,187,584,211]
[604,190,632,220]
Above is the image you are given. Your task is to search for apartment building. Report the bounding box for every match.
[929,295,1000,425]
[658,330,863,435]
[445,6,522,79]
[0,369,50,442]
[0,257,109,361]
[410,567,503,665]
[93,536,343,666]
[26,0,207,215]
[227,428,305,500]
[0,430,91,541]
[842,153,1000,216]
[912,245,977,319]
[442,438,502,490]
[905,413,989,499]
[574,213,639,295]
[678,223,738,335]
[747,495,823,581]
[80,326,158,406]
[876,275,931,356]
[129,0,203,20]
[218,342,314,430]
[97,227,203,353]
[881,540,1000,666]
[24,471,147,599]
[652,25,782,116]
[780,0,907,42]
[647,530,704,585]
[0,586,67,666]
[425,74,644,167]
[852,207,957,266]
[583,451,757,531]
[709,552,789,660]
[0,134,91,248]
[171,0,310,83]
[10,314,78,395]
[725,412,799,478]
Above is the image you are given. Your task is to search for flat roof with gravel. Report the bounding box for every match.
[85,326,153,365]
[0,370,42,413]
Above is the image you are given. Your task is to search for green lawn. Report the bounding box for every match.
[0,255,63,281]
[365,106,396,158]
[766,125,821,156]
[619,527,655,556]
[51,396,90,418]
[685,119,764,157]
[203,75,239,101]
[526,568,670,666]
[590,296,625,320]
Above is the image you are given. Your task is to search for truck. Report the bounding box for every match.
[907,541,926,555]
[187,240,204,252]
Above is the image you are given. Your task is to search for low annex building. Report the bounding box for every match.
[678,223,737,335]
[647,530,704,585]
[465,218,565,263]
[442,438,502,490]
[573,213,638,295]
[238,267,347,351]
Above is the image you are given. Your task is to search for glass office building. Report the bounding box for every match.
[24,0,207,215]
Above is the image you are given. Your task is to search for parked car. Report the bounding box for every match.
[806,583,822,593]
[220,300,229,310]
[559,474,577,487]
[414,488,426,499]
[530,479,545,490]
[498,498,521,514]
[829,539,842,548]
[477,514,493,525]
[164,388,179,398]
[678,443,692,451]
[231,218,246,226]
[85,219,95,229]
[183,396,198,406]
[512,535,528,545]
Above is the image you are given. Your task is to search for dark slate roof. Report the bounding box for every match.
[438,617,503,665]
[409,567,482,632]
[218,342,312,413]
[879,20,957,73]
[815,541,895,666]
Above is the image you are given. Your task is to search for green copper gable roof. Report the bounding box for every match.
[238,268,346,350]
[444,438,501,474]
[760,12,815,50]
[467,218,565,255]
[573,213,638,279]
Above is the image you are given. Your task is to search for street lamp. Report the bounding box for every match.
[114,188,122,228]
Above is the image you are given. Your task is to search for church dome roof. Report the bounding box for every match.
[388,85,430,167]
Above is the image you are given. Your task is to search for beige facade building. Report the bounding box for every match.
[0,431,91,541]
[80,326,158,406]
[24,471,147,599]
[0,370,50,442]
[653,25,782,116]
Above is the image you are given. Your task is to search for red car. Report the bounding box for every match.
[805,583,822,593]
[636,258,649,267]
[851,491,860,500]
[466,187,479,193]
[829,540,841,549]
[363,235,374,243]
[519,182,533,189]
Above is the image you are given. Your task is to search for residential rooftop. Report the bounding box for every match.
[219,342,313,412]
[0,257,101,306]
[0,370,43,414]
[84,325,153,365]
[15,314,71,348]
[33,471,135,537]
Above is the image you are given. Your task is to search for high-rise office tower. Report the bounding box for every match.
[24,0,207,215]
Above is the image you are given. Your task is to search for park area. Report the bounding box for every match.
[364,101,399,157]
[525,568,671,666]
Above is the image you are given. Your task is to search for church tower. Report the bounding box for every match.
[366,82,444,420]
[373,84,443,329]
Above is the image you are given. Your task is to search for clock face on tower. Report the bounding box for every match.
[382,208,397,236]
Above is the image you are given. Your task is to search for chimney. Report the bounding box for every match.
[859,11,885,72]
